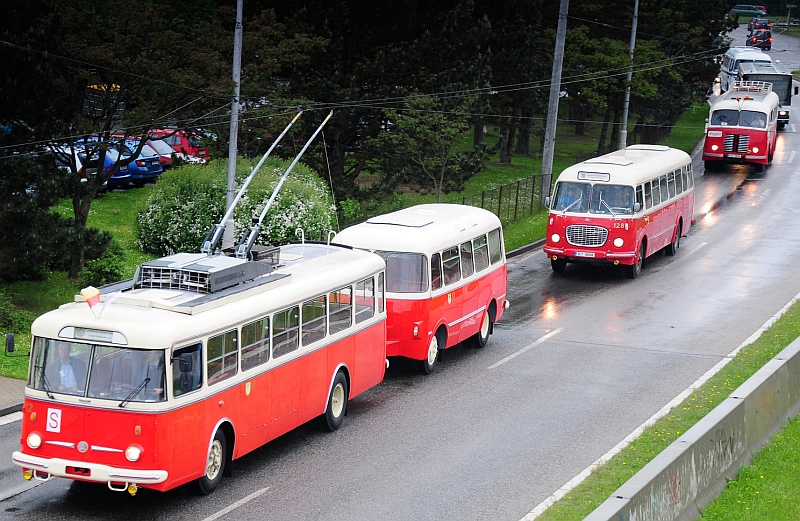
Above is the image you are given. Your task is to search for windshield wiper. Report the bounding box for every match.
[118,377,149,408]
[599,198,617,216]
[35,364,55,400]
[561,197,582,214]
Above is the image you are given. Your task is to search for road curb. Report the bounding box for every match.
[507,238,545,259]
[0,403,22,417]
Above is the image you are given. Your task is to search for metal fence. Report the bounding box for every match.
[443,173,548,225]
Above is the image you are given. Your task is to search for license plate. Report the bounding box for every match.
[574,251,595,258]
[727,153,742,158]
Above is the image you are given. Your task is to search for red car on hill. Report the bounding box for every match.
[148,128,210,163]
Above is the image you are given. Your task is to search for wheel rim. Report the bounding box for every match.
[331,382,345,418]
[206,439,223,480]
[479,311,490,339]
[427,335,439,366]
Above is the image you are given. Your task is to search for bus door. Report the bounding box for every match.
[238,317,272,453]
[457,239,483,337]
[268,306,300,439]
[439,245,466,345]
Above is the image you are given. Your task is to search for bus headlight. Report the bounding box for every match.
[779,111,788,116]
[711,144,719,151]
[752,147,759,153]
[125,445,142,462]
[27,433,42,449]
[613,238,624,248]
[551,233,561,243]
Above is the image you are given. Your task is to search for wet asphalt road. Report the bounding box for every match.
[2,34,800,521]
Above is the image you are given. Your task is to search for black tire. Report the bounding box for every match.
[471,309,493,348]
[704,160,719,173]
[551,259,567,273]
[665,222,681,256]
[753,163,765,173]
[420,331,442,375]
[626,241,645,279]
[324,371,348,432]
[198,430,226,495]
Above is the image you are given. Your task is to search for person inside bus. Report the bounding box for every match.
[558,184,582,210]
[132,350,166,401]
[46,342,87,394]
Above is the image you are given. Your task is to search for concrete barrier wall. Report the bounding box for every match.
[585,338,800,521]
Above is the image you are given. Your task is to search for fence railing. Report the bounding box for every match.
[443,173,548,225]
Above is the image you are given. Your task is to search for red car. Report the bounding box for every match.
[148,128,210,163]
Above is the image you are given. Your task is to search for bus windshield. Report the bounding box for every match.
[553,182,634,215]
[711,109,767,128]
[29,338,166,402]
[376,251,429,293]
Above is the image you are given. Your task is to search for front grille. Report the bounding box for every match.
[566,225,608,247]
[723,134,750,153]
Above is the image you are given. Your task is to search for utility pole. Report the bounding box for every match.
[540,0,569,203]
[618,0,640,150]
[223,0,244,249]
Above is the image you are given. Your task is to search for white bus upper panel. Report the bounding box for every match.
[554,145,692,187]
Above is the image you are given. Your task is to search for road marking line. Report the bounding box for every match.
[201,487,269,521]
[790,150,796,164]
[519,289,800,520]
[0,411,22,426]
[680,241,707,260]
[488,328,563,369]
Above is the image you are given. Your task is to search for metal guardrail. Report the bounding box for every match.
[444,174,548,225]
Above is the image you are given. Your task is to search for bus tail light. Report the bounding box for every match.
[125,445,143,462]
[26,433,42,449]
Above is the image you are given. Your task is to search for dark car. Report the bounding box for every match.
[748,17,771,31]
[746,29,772,50]
[732,4,767,17]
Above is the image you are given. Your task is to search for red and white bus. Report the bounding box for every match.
[702,81,779,173]
[334,204,508,374]
[12,243,386,495]
[544,144,694,278]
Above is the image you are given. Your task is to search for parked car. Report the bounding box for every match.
[746,29,772,50]
[731,4,767,17]
[142,138,175,169]
[748,17,771,31]
[114,145,163,187]
[53,146,107,192]
[78,149,132,190]
[148,128,210,163]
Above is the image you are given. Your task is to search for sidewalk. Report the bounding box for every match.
[0,376,25,416]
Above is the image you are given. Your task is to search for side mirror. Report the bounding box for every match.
[795,86,799,95]
[5,333,14,354]
[179,353,193,373]
[633,202,641,213]
[180,373,192,393]
[544,196,551,208]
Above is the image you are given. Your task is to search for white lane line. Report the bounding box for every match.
[488,328,563,369]
[789,150,796,164]
[680,241,707,260]
[0,411,22,426]
[793,124,797,133]
[519,289,800,521]
[201,487,269,521]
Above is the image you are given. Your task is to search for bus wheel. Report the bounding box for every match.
[421,333,440,375]
[626,242,644,279]
[198,430,226,495]
[551,259,567,273]
[704,161,718,173]
[471,309,493,349]
[665,222,681,256]
[324,371,348,432]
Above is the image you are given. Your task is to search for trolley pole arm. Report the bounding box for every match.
[200,111,303,254]
[235,110,333,259]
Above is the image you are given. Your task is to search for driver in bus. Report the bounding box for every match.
[47,342,87,394]
[559,185,581,209]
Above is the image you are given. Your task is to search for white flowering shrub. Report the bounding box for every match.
[136,157,336,256]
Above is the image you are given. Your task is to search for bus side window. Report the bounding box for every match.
[687,165,694,188]
[378,272,385,313]
[273,306,300,358]
[658,176,668,203]
[172,343,202,397]
[431,253,443,290]
[442,246,461,285]
[473,235,489,272]
[329,287,352,334]
[644,182,652,209]
[208,329,237,386]
[667,172,676,199]
[651,179,661,206]
[355,278,375,324]
[302,295,327,346]
[635,185,644,211]
[675,169,684,194]
[488,228,502,264]
[241,317,269,371]
[460,241,474,278]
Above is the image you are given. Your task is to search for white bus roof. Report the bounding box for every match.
[32,244,385,350]
[334,203,502,255]
[724,47,771,60]
[555,145,691,186]
[712,82,780,112]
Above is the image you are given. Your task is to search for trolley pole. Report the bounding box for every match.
[223,0,244,249]
[618,0,640,150]
[540,0,569,203]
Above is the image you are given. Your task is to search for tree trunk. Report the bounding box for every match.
[504,121,516,164]
[609,109,621,153]
[498,116,509,164]
[515,109,531,155]
[473,117,484,148]
[597,107,612,151]
[68,192,95,279]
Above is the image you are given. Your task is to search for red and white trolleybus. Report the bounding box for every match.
[12,242,387,495]
[334,204,508,374]
[544,144,694,278]
[702,81,779,172]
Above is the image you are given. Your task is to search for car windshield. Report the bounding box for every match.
[375,251,429,293]
[552,181,634,215]
[29,337,167,402]
[188,135,203,148]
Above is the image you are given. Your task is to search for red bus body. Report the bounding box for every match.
[13,244,386,493]
[334,204,508,373]
[544,145,695,278]
[702,81,779,171]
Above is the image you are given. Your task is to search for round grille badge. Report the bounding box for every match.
[77,441,89,453]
